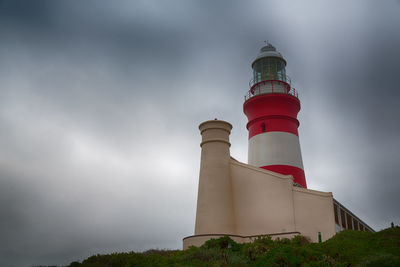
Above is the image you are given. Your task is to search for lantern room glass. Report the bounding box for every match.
[253,57,286,84]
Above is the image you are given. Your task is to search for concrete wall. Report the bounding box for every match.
[230,159,296,236]
[293,187,336,242]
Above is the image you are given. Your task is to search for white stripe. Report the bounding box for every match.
[248,131,304,169]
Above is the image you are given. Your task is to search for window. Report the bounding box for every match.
[340,209,346,228]
[261,123,266,132]
[346,213,353,230]
[253,57,286,84]
[334,203,339,224]
[353,219,359,231]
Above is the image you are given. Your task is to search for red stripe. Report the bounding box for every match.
[243,94,300,138]
[261,165,307,188]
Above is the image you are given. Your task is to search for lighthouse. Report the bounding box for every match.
[183,43,374,249]
[243,43,307,188]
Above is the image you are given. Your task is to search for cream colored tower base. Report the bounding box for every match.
[184,120,336,249]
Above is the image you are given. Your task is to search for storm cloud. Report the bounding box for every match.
[0,0,399,266]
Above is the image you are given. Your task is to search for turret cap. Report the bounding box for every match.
[251,43,286,68]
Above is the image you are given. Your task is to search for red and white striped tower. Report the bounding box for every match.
[243,43,307,188]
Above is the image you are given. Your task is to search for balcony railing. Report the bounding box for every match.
[244,78,299,102]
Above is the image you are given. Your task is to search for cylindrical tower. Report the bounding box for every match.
[194,119,235,235]
[243,43,307,188]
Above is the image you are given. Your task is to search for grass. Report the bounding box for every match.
[67,227,400,266]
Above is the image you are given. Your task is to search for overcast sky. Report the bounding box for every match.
[0,0,399,266]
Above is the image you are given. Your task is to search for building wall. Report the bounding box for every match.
[230,159,335,242]
[292,187,336,242]
[186,160,337,247]
[230,159,296,236]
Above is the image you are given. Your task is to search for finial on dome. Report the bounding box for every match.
[260,41,276,52]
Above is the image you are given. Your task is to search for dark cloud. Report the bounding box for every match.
[0,0,399,266]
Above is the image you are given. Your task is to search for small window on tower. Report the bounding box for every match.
[261,123,266,132]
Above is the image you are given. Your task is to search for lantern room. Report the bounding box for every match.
[252,43,287,83]
[248,43,293,97]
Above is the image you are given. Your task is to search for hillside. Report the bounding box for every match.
[67,228,400,267]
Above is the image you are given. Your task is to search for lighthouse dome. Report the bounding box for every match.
[251,43,286,67]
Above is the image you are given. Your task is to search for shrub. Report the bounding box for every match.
[64,228,400,267]
[360,253,400,267]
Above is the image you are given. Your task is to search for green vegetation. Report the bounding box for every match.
[68,228,400,267]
